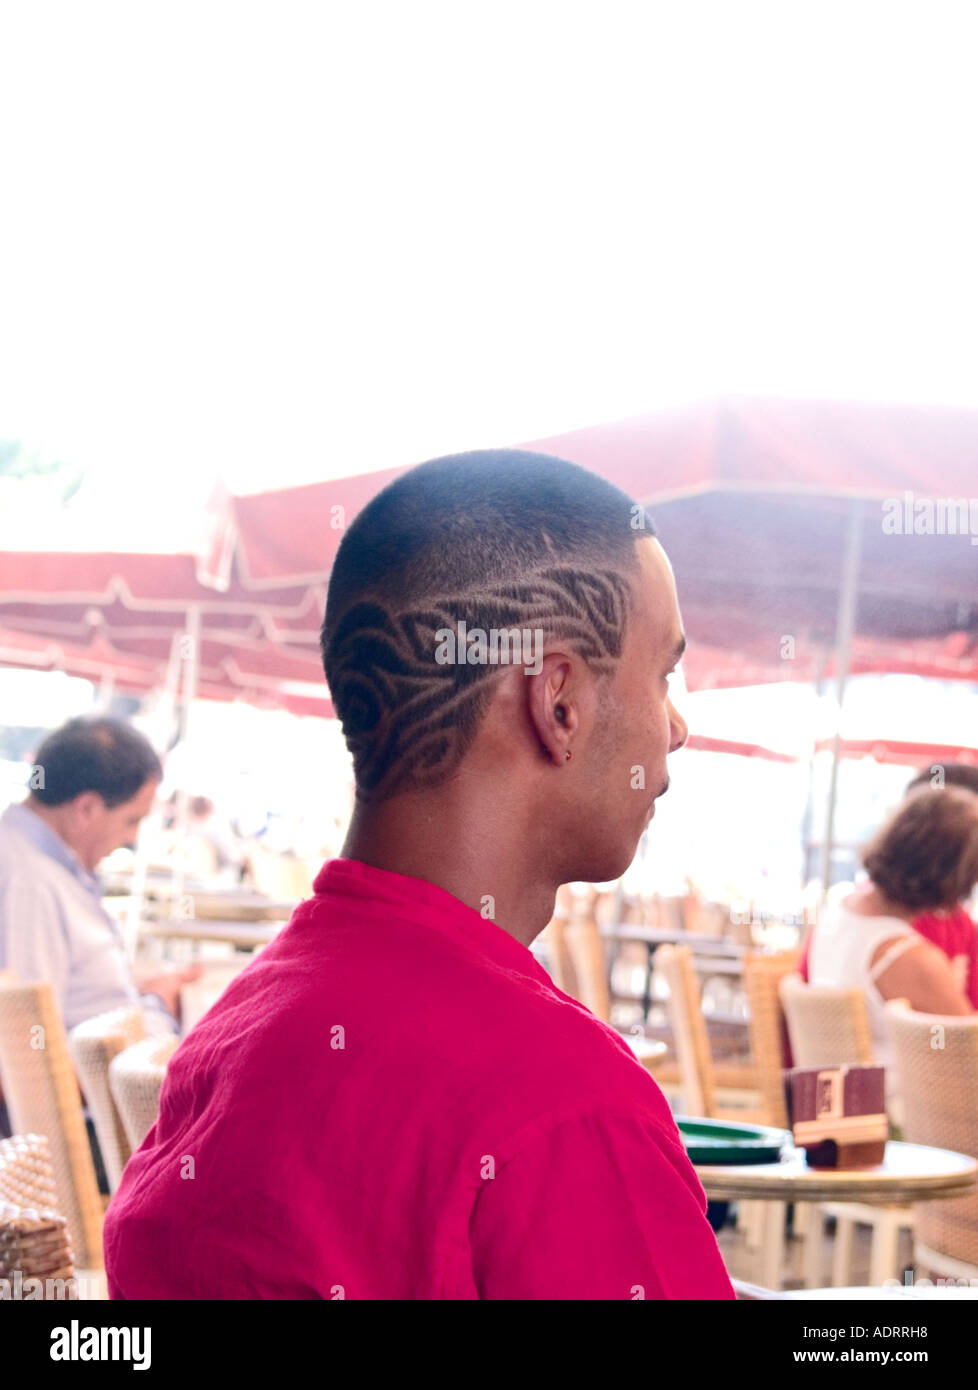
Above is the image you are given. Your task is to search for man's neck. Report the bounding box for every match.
[24,797,92,874]
[341,794,558,949]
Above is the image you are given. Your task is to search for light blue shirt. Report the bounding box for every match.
[0,801,177,1036]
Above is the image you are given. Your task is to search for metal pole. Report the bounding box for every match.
[94,668,115,712]
[172,605,202,922]
[124,793,157,964]
[800,646,829,884]
[159,629,184,742]
[124,637,191,956]
[821,500,864,900]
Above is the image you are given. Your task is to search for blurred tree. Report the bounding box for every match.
[0,439,84,503]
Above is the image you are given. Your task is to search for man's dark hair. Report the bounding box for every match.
[31,717,163,808]
[321,449,649,800]
[906,762,978,798]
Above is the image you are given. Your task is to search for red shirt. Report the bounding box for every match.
[799,906,978,1006]
[904,908,978,1006]
[104,858,733,1300]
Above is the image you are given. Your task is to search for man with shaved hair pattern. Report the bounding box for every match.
[105,449,734,1301]
[325,565,632,796]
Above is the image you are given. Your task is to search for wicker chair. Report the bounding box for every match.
[109,1035,179,1151]
[0,1132,61,1210]
[540,888,579,999]
[779,973,875,1068]
[779,973,913,1286]
[68,1008,146,1193]
[563,887,612,1023]
[656,945,782,1277]
[0,978,103,1269]
[0,1132,76,1295]
[886,1001,978,1278]
[743,950,800,1129]
[741,952,816,1260]
[656,945,764,1120]
[248,846,312,902]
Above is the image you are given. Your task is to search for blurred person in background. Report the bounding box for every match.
[0,717,199,1051]
[186,794,249,880]
[801,763,978,1003]
[900,763,978,1002]
[806,786,978,1109]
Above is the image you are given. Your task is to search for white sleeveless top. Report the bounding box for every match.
[808,904,920,1102]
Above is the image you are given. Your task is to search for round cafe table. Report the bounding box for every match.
[735,1278,978,1300]
[138,917,287,953]
[695,1141,978,1290]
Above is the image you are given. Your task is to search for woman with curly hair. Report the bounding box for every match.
[808,785,978,1104]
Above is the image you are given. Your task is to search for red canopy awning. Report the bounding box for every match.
[4,397,977,701]
[683,734,796,762]
[813,737,978,769]
[683,734,978,768]
[0,550,329,716]
[0,624,333,718]
[211,396,978,689]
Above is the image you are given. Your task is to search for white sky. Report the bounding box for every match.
[2,0,978,516]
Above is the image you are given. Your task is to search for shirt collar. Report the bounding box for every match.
[1,801,103,897]
[313,857,556,988]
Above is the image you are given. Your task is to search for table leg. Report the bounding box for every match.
[758,1201,786,1289]
[604,937,618,1004]
[869,1210,902,1287]
[801,1206,824,1288]
[740,1200,763,1251]
[641,943,657,1023]
[831,1213,854,1287]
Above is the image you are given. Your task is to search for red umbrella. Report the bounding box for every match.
[5,398,975,881]
[210,396,978,687]
[0,622,332,718]
[686,734,978,769]
[522,397,978,885]
[210,395,978,890]
[0,549,328,716]
[814,737,978,769]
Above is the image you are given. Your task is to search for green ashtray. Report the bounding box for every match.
[676,1116,789,1165]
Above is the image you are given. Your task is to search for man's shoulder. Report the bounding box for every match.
[500,993,663,1087]
[0,808,29,858]
[194,909,658,1089]
[0,825,58,889]
[401,962,667,1123]
[0,804,46,856]
[0,822,77,944]
[0,823,70,893]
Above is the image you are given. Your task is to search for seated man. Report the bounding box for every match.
[0,717,192,1040]
[104,449,734,1301]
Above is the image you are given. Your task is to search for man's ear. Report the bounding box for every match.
[72,791,104,822]
[526,653,578,766]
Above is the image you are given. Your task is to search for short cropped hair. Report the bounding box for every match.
[321,449,648,800]
[862,786,978,911]
[31,717,163,808]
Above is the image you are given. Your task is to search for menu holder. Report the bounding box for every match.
[784,1063,888,1168]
